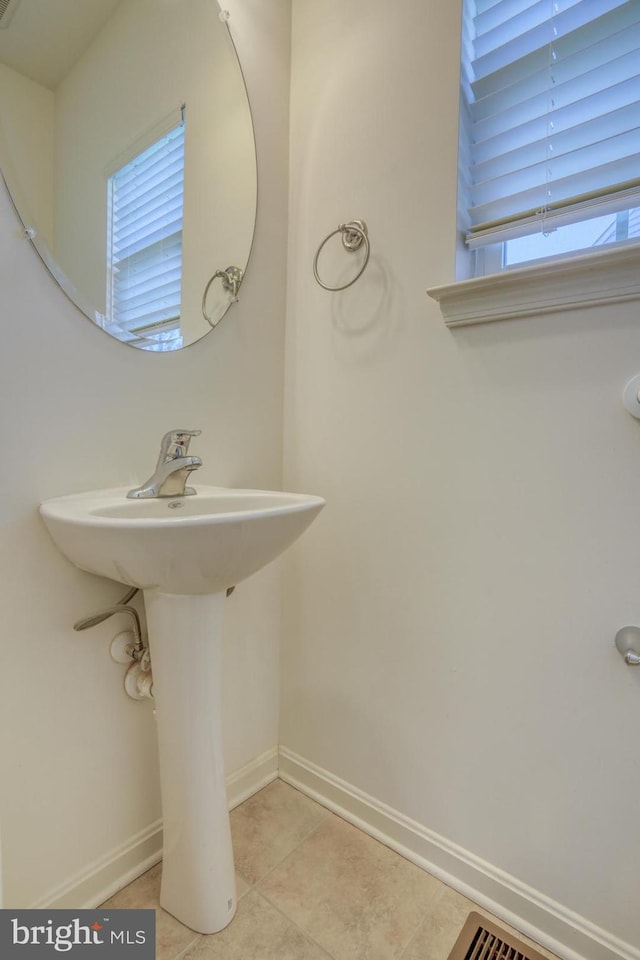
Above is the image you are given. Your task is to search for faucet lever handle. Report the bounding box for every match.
[158,429,202,463]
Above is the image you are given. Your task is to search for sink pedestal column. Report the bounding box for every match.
[144,589,236,934]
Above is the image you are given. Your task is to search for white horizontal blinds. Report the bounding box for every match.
[464,0,640,247]
[107,122,185,342]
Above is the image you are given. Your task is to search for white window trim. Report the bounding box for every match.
[427,242,640,327]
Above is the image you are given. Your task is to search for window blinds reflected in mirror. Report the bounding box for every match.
[106,118,185,351]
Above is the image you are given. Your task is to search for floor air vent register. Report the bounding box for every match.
[448,913,549,960]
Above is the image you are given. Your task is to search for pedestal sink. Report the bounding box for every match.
[40,485,325,933]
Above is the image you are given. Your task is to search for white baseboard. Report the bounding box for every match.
[31,746,279,911]
[30,820,164,911]
[278,746,639,960]
[227,746,279,810]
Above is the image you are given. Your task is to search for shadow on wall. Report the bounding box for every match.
[319,253,401,363]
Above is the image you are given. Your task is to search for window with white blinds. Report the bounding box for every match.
[106,122,185,350]
[459,0,640,273]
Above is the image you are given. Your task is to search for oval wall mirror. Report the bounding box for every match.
[0,0,257,351]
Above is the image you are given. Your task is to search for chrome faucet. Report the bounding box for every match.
[127,429,202,499]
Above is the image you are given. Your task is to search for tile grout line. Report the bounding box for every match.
[234,786,333,894]
[172,798,334,957]
[236,811,327,895]
[248,788,466,960]
[253,887,337,960]
[232,802,338,957]
[254,840,450,960]
[396,883,450,960]
[142,785,333,960]
[169,932,202,960]
[245,795,443,960]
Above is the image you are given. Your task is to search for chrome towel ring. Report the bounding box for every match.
[313,220,370,291]
[202,266,244,327]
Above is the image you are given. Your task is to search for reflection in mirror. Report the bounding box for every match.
[0,0,257,351]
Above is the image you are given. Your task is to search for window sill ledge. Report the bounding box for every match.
[426,244,640,328]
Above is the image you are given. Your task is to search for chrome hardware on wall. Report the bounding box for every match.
[202,266,244,326]
[614,626,640,665]
[313,219,370,291]
[622,374,640,419]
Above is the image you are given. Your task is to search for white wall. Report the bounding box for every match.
[0,62,54,246]
[282,0,640,956]
[0,0,291,909]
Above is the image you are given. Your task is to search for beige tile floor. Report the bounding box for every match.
[103,779,561,960]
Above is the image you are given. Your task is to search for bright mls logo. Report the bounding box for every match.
[0,910,155,957]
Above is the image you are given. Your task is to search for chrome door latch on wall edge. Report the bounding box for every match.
[614,626,640,665]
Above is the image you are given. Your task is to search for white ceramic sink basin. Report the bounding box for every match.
[40,485,325,595]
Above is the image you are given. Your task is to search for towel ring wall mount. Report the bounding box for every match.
[202,266,244,327]
[313,220,370,291]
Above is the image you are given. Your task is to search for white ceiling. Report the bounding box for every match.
[0,0,122,89]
